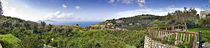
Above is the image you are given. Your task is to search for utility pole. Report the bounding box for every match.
[198,28,205,48]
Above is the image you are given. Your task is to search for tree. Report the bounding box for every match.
[167,7,197,30]
[33,24,38,33]
[199,18,210,27]
[41,21,46,27]
[184,7,187,11]
[0,1,3,15]
[76,24,79,26]
[48,24,53,31]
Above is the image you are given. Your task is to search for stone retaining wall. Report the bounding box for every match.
[144,35,179,48]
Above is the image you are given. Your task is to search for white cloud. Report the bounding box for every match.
[1,0,82,23]
[43,11,75,21]
[113,8,204,18]
[109,0,146,8]
[42,11,102,24]
[122,0,134,4]
[1,0,44,21]
[0,0,104,24]
[62,4,67,8]
[109,0,134,4]
[136,0,145,8]
[109,0,115,3]
[168,5,175,8]
[75,6,80,10]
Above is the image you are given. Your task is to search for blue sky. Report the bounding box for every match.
[1,0,209,24]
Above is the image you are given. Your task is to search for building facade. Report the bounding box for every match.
[200,11,210,18]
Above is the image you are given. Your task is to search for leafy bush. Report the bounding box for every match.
[0,34,21,48]
[177,42,191,48]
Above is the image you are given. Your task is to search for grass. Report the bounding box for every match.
[188,28,210,42]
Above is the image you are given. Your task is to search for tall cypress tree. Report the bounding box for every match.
[0,0,3,15]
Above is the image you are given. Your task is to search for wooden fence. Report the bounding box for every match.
[148,25,197,48]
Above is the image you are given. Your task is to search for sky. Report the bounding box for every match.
[0,0,210,24]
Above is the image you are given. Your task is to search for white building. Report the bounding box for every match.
[200,11,210,18]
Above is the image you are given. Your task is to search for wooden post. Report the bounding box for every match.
[161,31,163,41]
[178,26,180,29]
[183,33,185,41]
[180,33,182,41]
[166,32,168,40]
[164,31,166,40]
[155,31,157,38]
[160,31,162,39]
[151,30,153,37]
[188,34,191,42]
[153,30,155,38]
[148,29,151,37]
[191,34,194,40]
[156,31,158,38]
[172,26,175,30]
[176,33,178,40]
[166,31,168,40]
[168,32,170,41]
[184,25,187,31]
[186,34,188,41]
[158,31,160,38]
[150,30,153,37]
[178,33,180,41]
[193,33,197,48]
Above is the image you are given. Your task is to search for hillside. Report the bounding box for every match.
[0,15,38,31]
[88,14,168,30]
[0,15,145,48]
[89,8,201,31]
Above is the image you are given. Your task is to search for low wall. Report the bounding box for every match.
[144,35,178,48]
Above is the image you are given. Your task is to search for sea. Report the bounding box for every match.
[52,22,101,27]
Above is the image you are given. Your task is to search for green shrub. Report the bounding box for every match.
[0,34,21,48]
[177,42,191,48]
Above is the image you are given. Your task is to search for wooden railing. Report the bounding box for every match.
[148,25,197,48]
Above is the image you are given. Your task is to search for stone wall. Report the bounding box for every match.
[144,35,178,48]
